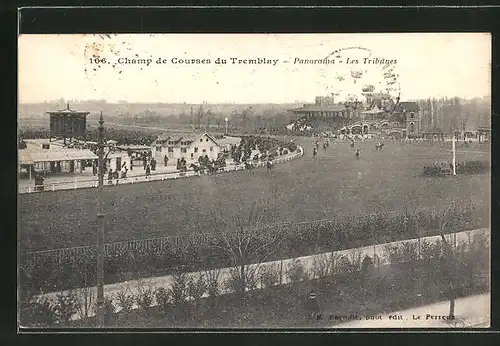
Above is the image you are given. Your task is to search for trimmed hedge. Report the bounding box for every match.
[423,160,489,177]
[457,160,490,174]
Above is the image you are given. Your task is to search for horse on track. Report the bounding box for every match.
[375,142,384,151]
[266,160,275,171]
[189,163,203,174]
[245,161,255,171]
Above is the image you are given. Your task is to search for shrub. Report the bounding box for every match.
[311,252,335,279]
[420,239,445,262]
[75,286,96,320]
[385,241,419,265]
[422,165,443,177]
[348,250,363,271]
[336,255,352,275]
[155,287,172,312]
[204,268,222,299]
[259,263,281,288]
[226,266,259,294]
[285,259,309,283]
[54,291,80,325]
[360,255,375,286]
[20,295,58,327]
[114,286,135,312]
[361,255,374,272]
[104,296,115,317]
[187,273,207,301]
[168,272,189,305]
[456,160,489,174]
[135,280,156,310]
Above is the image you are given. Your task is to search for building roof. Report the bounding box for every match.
[291,104,346,113]
[116,145,152,151]
[154,132,219,146]
[19,148,98,165]
[45,103,90,116]
[217,136,242,147]
[394,102,420,113]
[477,126,491,132]
[362,104,385,114]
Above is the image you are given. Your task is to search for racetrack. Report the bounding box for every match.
[19,137,490,251]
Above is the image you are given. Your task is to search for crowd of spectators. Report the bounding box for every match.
[230,135,298,164]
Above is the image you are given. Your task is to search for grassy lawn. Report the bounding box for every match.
[19,138,490,251]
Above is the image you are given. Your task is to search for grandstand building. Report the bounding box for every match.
[288,95,358,132]
[287,93,422,139]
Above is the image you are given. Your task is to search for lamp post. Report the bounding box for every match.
[96,111,105,327]
[96,111,115,326]
[452,131,457,176]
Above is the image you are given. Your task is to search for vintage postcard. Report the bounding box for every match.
[18,33,491,329]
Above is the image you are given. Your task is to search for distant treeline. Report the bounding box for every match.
[414,96,490,133]
[18,127,159,146]
[18,96,490,134]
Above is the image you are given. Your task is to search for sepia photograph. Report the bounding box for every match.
[17,33,491,329]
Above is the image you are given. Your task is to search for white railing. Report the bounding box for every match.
[18,146,304,194]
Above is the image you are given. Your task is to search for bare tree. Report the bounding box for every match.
[438,201,459,318]
[205,109,213,131]
[195,197,284,295]
[196,105,205,130]
[240,106,253,132]
[461,111,470,143]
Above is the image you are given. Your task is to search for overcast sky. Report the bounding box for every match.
[18,33,491,104]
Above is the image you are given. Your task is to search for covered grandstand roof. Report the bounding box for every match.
[362,104,385,114]
[18,139,124,164]
[19,147,98,165]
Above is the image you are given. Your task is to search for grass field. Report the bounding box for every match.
[18,138,490,252]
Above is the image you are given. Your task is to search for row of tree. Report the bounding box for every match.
[20,197,484,296]
[127,105,298,133]
[20,222,490,327]
[414,96,490,133]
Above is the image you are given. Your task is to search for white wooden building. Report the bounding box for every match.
[151,132,221,163]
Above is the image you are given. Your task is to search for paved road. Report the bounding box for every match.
[333,293,490,328]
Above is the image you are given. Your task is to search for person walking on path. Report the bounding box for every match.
[113,169,120,185]
[304,290,322,323]
[107,169,113,185]
[164,155,169,167]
